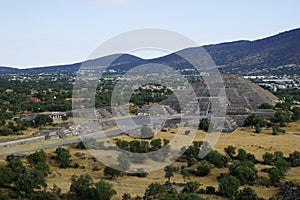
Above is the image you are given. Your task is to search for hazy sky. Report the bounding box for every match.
[0,0,299,68]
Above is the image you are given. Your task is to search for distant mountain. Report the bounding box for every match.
[1,28,300,75]
[149,28,300,74]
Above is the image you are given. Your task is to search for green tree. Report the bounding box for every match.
[104,166,122,179]
[0,166,15,187]
[164,165,179,181]
[182,181,200,193]
[34,114,53,127]
[224,145,236,158]
[55,147,72,168]
[259,102,273,109]
[234,187,259,200]
[271,111,290,127]
[243,114,266,127]
[198,118,211,132]
[15,169,47,198]
[218,175,241,198]
[195,161,211,177]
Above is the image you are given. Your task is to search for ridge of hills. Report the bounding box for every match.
[1,28,300,75]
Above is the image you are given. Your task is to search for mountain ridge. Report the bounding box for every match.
[1,27,300,75]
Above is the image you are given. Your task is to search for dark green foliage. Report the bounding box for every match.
[69,174,116,200]
[230,164,257,184]
[182,181,200,193]
[0,166,15,187]
[263,152,274,165]
[271,111,290,127]
[218,175,241,197]
[164,165,179,181]
[205,186,215,194]
[150,139,162,151]
[269,167,286,186]
[15,169,47,198]
[195,161,211,177]
[291,107,300,121]
[198,118,212,132]
[122,193,131,200]
[55,147,72,168]
[287,151,300,167]
[0,189,10,200]
[233,187,259,200]
[243,114,266,127]
[255,123,262,133]
[270,181,300,200]
[236,148,256,163]
[144,183,165,200]
[61,115,68,121]
[6,155,26,177]
[104,166,122,179]
[205,150,228,168]
[34,114,53,127]
[259,103,273,109]
[224,145,236,158]
[27,150,50,176]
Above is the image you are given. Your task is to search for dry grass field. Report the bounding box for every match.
[0,122,300,199]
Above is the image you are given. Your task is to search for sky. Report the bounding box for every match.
[0,0,299,68]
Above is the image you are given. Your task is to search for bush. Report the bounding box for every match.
[218,175,241,197]
[195,162,211,177]
[244,114,266,127]
[206,186,215,194]
[259,103,273,109]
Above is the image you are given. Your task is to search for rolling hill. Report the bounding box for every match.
[1,27,300,75]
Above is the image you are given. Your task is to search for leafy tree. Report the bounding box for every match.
[269,167,286,186]
[205,150,227,168]
[231,165,257,184]
[198,118,212,132]
[94,180,117,200]
[164,165,179,181]
[259,102,273,109]
[151,139,162,151]
[55,147,72,168]
[122,193,131,200]
[263,152,274,165]
[6,155,25,178]
[234,187,259,200]
[195,161,211,177]
[144,183,165,200]
[34,114,53,127]
[180,167,191,182]
[243,114,266,127]
[182,181,200,193]
[255,123,262,133]
[69,174,116,200]
[224,145,236,158]
[271,111,290,127]
[104,166,122,179]
[218,175,241,198]
[287,151,300,167]
[61,115,68,121]
[0,166,15,187]
[291,107,300,121]
[15,169,47,198]
[205,186,215,194]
